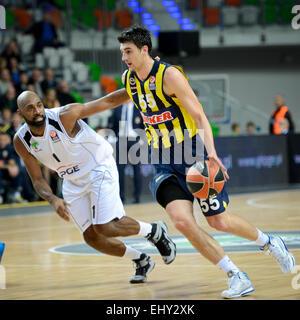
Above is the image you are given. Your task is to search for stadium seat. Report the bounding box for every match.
[263,5,278,24]
[49,8,63,28]
[71,0,81,10]
[42,48,61,69]
[43,47,56,58]
[54,0,65,9]
[188,0,198,9]
[48,54,61,69]
[35,53,45,69]
[71,10,82,27]
[71,61,83,74]
[12,9,31,29]
[114,9,132,28]
[279,4,294,24]
[225,0,241,6]
[60,48,74,68]
[264,0,278,5]
[106,0,116,10]
[244,0,259,5]
[210,121,220,137]
[240,5,259,25]
[94,9,112,29]
[206,0,222,7]
[106,84,118,94]
[222,6,239,26]
[87,0,99,9]
[5,9,16,28]
[17,34,34,55]
[203,8,220,26]
[86,63,102,82]
[92,82,101,98]
[82,10,96,28]
[63,68,73,83]
[57,47,71,57]
[70,91,84,103]
[283,0,297,5]
[114,76,124,89]
[100,76,118,94]
[75,64,89,83]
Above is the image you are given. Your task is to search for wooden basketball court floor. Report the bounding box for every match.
[0,189,300,300]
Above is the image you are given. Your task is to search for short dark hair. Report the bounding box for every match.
[118,25,152,54]
[231,123,240,131]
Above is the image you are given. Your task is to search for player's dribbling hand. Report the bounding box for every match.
[50,196,71,222]
[207,153,230,182]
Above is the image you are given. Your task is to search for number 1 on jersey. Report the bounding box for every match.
[52,153,61,162]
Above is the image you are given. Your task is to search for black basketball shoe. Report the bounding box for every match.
[130,253,155,283]
[146,221,176,264]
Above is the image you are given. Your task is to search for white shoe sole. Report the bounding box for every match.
[283,251,296,273]
[222,286,255,299]
[274,236,296,273]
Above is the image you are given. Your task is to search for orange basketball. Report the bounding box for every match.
[186,160,225,199]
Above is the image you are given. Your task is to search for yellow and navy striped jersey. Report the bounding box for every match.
[124,60,198,149]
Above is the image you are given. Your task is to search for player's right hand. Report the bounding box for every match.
[207,153,230,182]
[50,196,71,222]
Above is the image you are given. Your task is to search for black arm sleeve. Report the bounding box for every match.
[285,111,295,134]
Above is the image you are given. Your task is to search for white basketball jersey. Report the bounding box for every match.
[17,108,114,181]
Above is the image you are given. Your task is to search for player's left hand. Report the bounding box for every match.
[207,153,230,181]
[50,196,71,222]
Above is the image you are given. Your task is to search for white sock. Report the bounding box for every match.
[216,255,240,274]
[123,245,142,260]
[255,228,269,247]
[137,221,152,237]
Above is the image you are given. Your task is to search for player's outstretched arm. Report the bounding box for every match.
[163,67,229,180]
[60,88,129,120]
[13,135,71,222]
[59,88,130,134]
[83,88,130,117]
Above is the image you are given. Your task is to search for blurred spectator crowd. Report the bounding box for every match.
[0,1,132,205]
[0,38,78,205]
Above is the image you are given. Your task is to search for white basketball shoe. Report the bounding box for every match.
[261,235,296,273]
[222,270,254,299]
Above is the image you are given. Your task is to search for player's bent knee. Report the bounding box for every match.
[83,225,98,245]
[173,218,194,235]
[92,222,116,238]
[83,226,109,252]
[207,217,231,233]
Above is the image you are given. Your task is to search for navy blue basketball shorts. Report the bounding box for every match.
[149,164,229,217]
[148,136,229,217]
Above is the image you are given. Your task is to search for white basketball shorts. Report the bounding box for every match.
[62,156,126,233]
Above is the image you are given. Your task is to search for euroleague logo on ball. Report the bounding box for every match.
[186,160,225,199]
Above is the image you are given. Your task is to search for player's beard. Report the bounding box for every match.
[23,114,46,128]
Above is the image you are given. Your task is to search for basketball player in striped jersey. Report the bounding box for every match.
[13,90,176,284]
[115,25,295,298]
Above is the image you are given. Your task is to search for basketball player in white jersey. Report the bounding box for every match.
[13,90,176,283]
